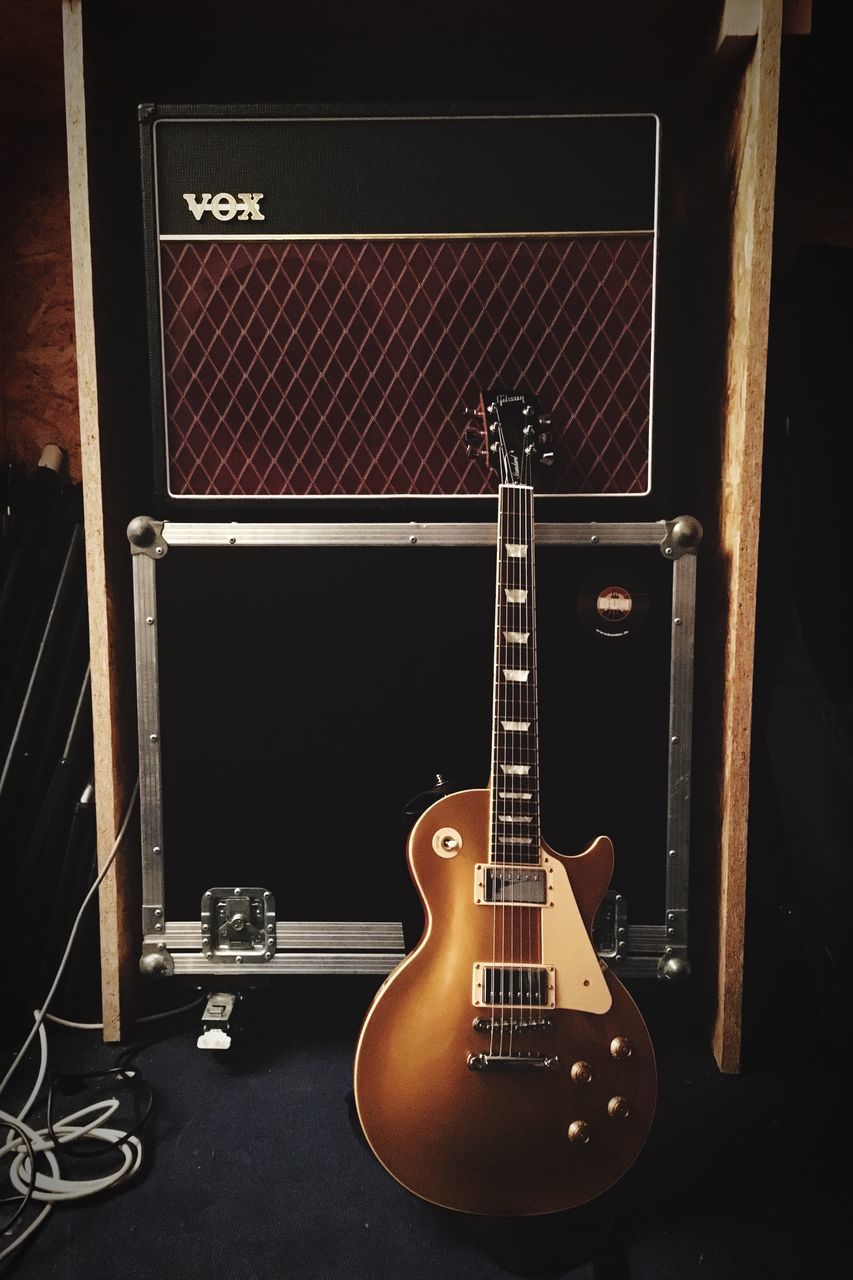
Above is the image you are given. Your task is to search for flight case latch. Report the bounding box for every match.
[201,887,276,963]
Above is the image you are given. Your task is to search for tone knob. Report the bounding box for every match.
[570,1060,593,1085]
[567,1120,590,1144]
[610,1035,632,1060]
[607,1096,631,1119]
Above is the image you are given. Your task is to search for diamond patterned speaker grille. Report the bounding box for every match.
[160,236,653,497]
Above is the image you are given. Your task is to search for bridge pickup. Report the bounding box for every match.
[468,1052,560,1072]
[472,964,555,1009]
[473,1015,552,1034]
[474,863,552,906]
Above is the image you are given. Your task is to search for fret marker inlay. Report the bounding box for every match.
[505,589,528,604]
[501,764,531,776]
[502,668,529,683]
[501,721,530,732]
[503,631,529,644]
[505,544,528,558]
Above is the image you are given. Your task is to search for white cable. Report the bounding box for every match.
[44,1014,103,1031]
[0,779,139,1098]
[44,997,203,1033]
[0,781,142,1263]
[0,1016,144,1264]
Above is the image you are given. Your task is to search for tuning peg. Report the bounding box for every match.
[463,424,486,458]
[540,450,555,467]
[461,404,481,420]
[537,414,552,427]
[523,404,536,417]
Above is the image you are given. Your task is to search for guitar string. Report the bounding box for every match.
[517,478,525,1049]
[517,479,529,1053]
[502,470,515,1058]
[504,476,512,1054]
[499,476,504,1054]
[528,480,538,1040]
[511,475,530,1057]
[489,467,504,1063]
[520,477,527,1050]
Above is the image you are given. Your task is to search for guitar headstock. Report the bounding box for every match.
[463,388,553,486]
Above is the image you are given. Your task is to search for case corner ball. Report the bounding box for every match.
[661,515,703,559]
[139,950,174,978]
[657,954,692,983]
[127,516,168,558]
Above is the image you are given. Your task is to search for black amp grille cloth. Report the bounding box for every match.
[160,235,653,497]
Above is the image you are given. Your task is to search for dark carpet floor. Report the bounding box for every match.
[2,978,850,1280]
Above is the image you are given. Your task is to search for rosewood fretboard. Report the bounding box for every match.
[489,483,540,865]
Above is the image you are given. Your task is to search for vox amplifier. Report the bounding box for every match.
[140,106,659,507]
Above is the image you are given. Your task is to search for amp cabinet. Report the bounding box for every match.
[140,107,660,509]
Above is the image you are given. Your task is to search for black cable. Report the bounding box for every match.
[0,1116,38,1237]
[45,1068,154,1160]
[114,1010,199,1073]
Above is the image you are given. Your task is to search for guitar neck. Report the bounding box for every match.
[489,482,540,865]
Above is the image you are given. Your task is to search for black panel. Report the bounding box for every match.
[150,110,658,236]
[156,544,671,927]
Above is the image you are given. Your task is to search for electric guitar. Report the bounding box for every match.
[354,389,656,1216]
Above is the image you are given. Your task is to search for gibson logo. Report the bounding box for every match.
[182,192,265,222]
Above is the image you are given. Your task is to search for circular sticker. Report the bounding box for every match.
[578,573,650,638]
[596,585,633,622]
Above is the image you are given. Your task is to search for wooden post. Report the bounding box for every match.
[63,0,135,1040]
[713,0,782,1072]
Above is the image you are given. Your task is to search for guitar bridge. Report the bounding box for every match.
[473,1015,552,1034]
[468,1052,560,1072]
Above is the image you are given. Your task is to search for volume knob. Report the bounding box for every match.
[567,1120,590,1144]
[610,1036,632,1060]
[607,1096,631,1119]
[570,1060,593,1085]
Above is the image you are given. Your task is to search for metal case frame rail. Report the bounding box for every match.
[129,515,700,980]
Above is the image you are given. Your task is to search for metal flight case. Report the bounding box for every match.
[129,514,699,983]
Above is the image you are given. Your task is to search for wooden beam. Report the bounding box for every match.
[713,0,782,1072]
[62,0,135,1041]
[718,0,761,42]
